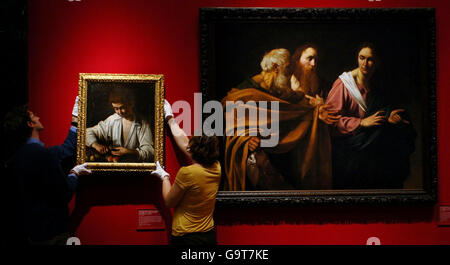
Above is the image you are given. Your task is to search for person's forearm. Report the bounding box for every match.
[128,148,139,157]
[49,128,78,162]
[161,177,171,205]
[59,128,77,158]
[60,172,78,203]
[167,117,191,158]
[66,173,79,198]
[136,146,154,162]
[336,116,362,135]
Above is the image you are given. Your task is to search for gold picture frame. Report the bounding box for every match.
[77,73,164,173]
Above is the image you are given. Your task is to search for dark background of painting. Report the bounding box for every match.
[86,81,155,135]
[208,18,430,189]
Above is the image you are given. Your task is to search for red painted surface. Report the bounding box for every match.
[28,0,450,245]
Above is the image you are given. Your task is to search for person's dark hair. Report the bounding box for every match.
[108,86,135,106]
[2,104,32,161]
[357,42,378,60]
[289,43,319,74]
[3,104,32,145]
[356,42,385,91]
[187,135,220,167]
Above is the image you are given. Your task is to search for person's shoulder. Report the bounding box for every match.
[333,75,344,85]
[24,141,45,151]
[16,142,39,155]
[211,160,221,172]
[236,75,261,90]
[103,113,121,123]
[190,161,221,174]
[175,166,193,183]
[180,164,197,173]
[210,161,221,177]
[331,76,346,90]
[177,164,200,178]
[177,165,192,175]
[23,142,55,160]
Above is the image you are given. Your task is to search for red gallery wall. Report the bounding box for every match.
[28,0,450,245]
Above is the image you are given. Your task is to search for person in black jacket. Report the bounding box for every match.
[2,98,91,245]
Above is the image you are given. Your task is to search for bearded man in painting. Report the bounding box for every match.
[222,47,339,191]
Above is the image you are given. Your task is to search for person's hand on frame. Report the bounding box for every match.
[71,163,92,176]
[164,99,174,122]
[151,161,170,180]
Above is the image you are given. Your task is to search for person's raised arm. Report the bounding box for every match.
[164,100,191,159]
[50,96,80,161]
[72,96,79,125]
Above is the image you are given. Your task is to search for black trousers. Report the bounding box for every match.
[170,229,217,246]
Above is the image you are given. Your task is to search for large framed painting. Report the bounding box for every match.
[199,8,437,205]
[77,73,164,173]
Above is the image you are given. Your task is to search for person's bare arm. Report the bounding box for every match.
[167,117,191,159]
[164,100,191,159]
[162,178,186,208]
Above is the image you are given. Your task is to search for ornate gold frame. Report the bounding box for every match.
[77,73,164,172]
